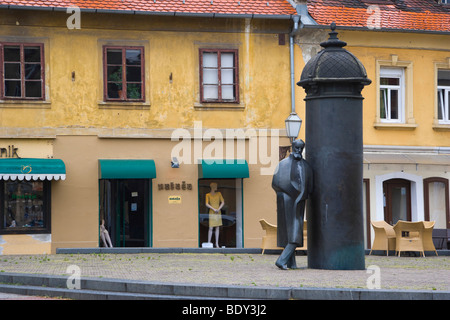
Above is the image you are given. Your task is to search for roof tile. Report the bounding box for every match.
[0,0,296,16]
[307,0,450,32]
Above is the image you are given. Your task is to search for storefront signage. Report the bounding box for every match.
[0,140,53,158]
[0,145,19,158]
[12,193,37,200]
[168,195,182,204]
[158,181,192,191]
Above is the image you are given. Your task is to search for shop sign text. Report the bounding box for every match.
[1,145,19,158]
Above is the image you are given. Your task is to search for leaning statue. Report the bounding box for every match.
[272,139,313,270]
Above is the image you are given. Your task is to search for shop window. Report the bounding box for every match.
[437,69,450,124]
[379,67,404,123]
[0,180,50,234]
[199,49,239,103]
[103,46,144,101]
[198,179,243,248]
[424,178,449,229]
[1,43,44,100]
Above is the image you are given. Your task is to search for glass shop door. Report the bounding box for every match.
[99,179,151,247]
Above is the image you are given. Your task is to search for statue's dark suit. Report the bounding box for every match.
[272,140,313,269]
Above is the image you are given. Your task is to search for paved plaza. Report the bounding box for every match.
[0,251,448,294]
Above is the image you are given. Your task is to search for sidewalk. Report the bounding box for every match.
[0,249,448,299]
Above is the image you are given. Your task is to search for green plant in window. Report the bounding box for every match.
[127,83,141,100]
[108,67,123,99]
[108,67,123,87]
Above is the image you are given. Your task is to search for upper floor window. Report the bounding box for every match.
[380,67,405,123]
[103,46,144,102]
[1,43,44,100]
[437,69,450,124]
[199,49,239,103]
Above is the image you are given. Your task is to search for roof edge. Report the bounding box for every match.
[0,5,295,20]
[301,24,450,36]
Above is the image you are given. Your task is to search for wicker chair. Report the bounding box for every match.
[423,221,438,256]
[393,221,425,257]
[259,219,307,254]
[369,221,396,256]
[259,219,280,254]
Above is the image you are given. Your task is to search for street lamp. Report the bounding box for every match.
[285,112,302,143]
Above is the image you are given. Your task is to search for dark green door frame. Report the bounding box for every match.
[99,179,152,248]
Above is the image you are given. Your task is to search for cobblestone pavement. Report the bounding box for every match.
[0,253,448,292]
[0,292,66,300]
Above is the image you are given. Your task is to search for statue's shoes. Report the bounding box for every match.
[275,262,288,270]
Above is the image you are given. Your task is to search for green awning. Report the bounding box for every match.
[198,159,249,179]
[0,158,66,181]
[98,159,156,179]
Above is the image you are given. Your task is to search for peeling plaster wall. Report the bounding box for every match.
[0,11,293,136]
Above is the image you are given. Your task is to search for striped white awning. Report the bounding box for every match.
[0,158,66,181]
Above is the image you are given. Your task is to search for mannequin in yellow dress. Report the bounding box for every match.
[205,182,225,248]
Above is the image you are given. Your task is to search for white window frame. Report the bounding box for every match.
[437,69,450,124]
[438,86,450,123]
[379,67,405,123]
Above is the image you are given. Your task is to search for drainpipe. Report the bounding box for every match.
[289,15,301,114]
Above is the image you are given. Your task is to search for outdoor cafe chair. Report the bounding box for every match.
[259,219,280,254]
[369,220,396,256]
[259,219,307,254]
[422,221,438,256]
[393,221,425,257]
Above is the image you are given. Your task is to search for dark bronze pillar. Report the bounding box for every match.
[297,24,371,270]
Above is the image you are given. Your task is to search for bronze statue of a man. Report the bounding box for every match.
[272,139,313,270]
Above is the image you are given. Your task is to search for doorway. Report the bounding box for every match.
[198,178,243,248]
[99,179,151,247]
[383,179,411,225]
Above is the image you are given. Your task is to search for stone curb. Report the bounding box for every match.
[0,272,448,300]
[55,247,450,256]
[56,247,266,254]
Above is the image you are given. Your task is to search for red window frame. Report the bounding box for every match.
[0,43,45,100]
[103,46,145,102]
[199,49,239,103]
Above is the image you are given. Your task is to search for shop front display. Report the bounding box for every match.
[98,159,156,247]
[0,157,66,254]
[198,159,249,248]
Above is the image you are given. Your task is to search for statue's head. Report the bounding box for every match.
[292,139,305,160]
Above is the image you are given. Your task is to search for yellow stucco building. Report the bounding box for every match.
[0,2,298,254]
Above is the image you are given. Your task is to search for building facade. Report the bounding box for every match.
[0,1,298,254]
[299,0,450,248]
[0,0,448,254]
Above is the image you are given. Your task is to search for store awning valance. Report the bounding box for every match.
[0,158,66,181]
[199,159,249,179]
[98,159,157,179]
